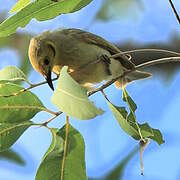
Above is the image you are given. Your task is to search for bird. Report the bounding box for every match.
[28,28,151,91]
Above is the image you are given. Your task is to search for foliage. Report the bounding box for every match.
[0,149,25,165]
[0,0,171,179]
[51,67,104,120]
[96,0,143,21]
[36,126,86,180]
[0,0,92,37]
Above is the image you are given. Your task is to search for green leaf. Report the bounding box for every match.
[10,0,31,13]
[107,88,164,144]
[138,123,153,138]
[0,83,46,123]
[0,66,30,84]
[36,125,87,180]
[105,147,138,180]
[107,101,140,140]
[42,128,59,161]
[96,0,143,21]
[123,88,137,113]
[0,121,34,152]
[0,149,25,165]
[51,66,104,120]
[0,0,92,37]
[149,128,165,145]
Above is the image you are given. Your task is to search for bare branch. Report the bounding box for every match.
[169,0,180,25]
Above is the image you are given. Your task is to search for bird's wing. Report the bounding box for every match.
[61,28,135,70]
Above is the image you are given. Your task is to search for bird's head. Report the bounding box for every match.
[28,35,56,90]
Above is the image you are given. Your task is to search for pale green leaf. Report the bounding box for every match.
[0,83,46,123]
[10,0,31,13]
[51,66,104,120]
[0,121,34,152]
[0,0,92,37]
[36,125,87,180]
[96,0,143,21]
[0,149,25,165]
[0,66,30,84]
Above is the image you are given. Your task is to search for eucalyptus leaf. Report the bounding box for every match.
[0,0,92,37]
[10,0,31,13]
[51,66,104,120]
[0,121,34,152]
[0,149,25,165]
[107,101,140,140]
[150,128,165,145]
[0,83,46,123]
[107,89,164,145]
[96,0,143,21]
[36,125,86,180]
[105,147,138,180]
[0,66,30,84]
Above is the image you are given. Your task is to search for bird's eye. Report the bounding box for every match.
[44,57,50,65]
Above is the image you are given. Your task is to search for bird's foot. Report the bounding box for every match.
[99,54,112,75]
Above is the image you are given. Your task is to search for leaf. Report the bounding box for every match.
[0,0,92,37]
[51,66,104,120]
[105,147,138,180]
[107,88,164,144]
[150,128,165,145]
[123,88,137,113]
[107,101,140,140]
[0,121,34,152]
[0,83,46,123]
[0,149,25,165]
[10,0,31,13]
[36,125,87,180]
[0,66,30,85]
[96,0,143,21]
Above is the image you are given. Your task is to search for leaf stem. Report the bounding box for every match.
[169,0,180,26]
[61,115,69,180]
[41,111,62,126]
[139,139,150,175]
[43,108,61,116]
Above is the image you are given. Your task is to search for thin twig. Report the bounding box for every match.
[61,116,69,180]
[42,111,62,126]
[88,56,180,96]
[100,90,109,101]
[169,0,180,25]
[2,49,180,98]
[110,48,180,59]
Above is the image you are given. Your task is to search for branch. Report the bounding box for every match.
[169,0,180,25]
[88,56,180,96]
[110,48,180,59]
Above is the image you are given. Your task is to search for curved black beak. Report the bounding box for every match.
[45,70,54,91]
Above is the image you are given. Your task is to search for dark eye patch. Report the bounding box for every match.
[44,57,50,65]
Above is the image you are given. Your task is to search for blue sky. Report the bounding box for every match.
[0,0,180,180]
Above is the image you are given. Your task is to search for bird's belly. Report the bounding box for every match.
[53,43,124,89]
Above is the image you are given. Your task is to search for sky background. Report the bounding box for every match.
[0,0,180,180]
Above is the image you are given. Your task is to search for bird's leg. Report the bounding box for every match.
[99,54,112,75]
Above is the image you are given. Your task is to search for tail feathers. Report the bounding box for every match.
[114,70,152,89]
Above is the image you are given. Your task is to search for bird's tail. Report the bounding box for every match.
[114,70,152,89]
